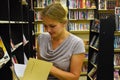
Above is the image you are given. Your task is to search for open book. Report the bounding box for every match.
[13,58,53,80]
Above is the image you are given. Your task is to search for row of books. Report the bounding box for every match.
[12,52,28,65]
[10,34,31,64]
[114,69,120,80]
[68,0,96,9]
[88,40,98,79]
[114,53,120,66]
[113,13,120,78]
[114,36,120,49]
[87,51,120,79]
[90,35,99,49]
[81,62,88,73]
[10,34,29,52]
[69,22,90,31]
[34,0,67,8]
[90,35,119,51]
[114,52,120,80]
[34,10,95,21]
[69,10,94,20]
[81,53,88,73]
[115,15,120,31]
[115,7,120,31]
[34,24,44,34]
[88,67,120,80]
[34,11,42,21]
[90,51,98,65]
[88,52,120,80]
[88,67,97,80]
[98,0,118,10]
[91,19,100,32]
[99,13,114,19]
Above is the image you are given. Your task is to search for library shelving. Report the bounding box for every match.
[113,7,120,80]
[87,1,120,79]
[68,0,97,79]
[0,0,13,80]
[9,0,35,64]
[87,15,115,80]
[88,1,120,79]
[97,0,118,19]
[0,0,35,80]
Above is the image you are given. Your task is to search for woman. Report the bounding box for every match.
[37,3,85,80]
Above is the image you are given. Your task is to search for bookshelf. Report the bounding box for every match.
[87,0,119,80]
[0,0,13,80]
[97,0,118,19]
[87,1,120,79]
[0,0,35,80]
[87,14,115,80]
[88,0,119,80]
[68,0,97,78]
[9,0,35,64]
[114,7,120,80]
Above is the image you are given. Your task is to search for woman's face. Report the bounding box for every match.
[42,16,66,39]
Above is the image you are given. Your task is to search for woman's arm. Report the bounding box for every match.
[36,41,41,59]
[50,53,85,80]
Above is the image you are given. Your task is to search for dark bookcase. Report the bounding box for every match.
[9,0,22,21]
[87,15,115,80]
[0,0,9,20]
[97,16,114,80]
[0,0,12,80]
[0,0,35,80]
[87,0,117,80]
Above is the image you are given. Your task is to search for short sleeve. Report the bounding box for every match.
[73,39,85,54]
[37,34,42,46]
[37,32,50,46]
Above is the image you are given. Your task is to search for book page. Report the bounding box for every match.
[22,58,53,80]
[14,63,26,78]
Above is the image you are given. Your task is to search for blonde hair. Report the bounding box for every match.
[40,3,68,23]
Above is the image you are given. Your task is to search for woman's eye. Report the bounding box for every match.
[50,25,56,28]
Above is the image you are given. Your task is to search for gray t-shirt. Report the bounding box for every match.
[37,32,85,80]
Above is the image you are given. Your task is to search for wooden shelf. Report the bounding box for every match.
[69,19,94,21]
[114,66,120,69]
[70,30,89,34]
[114,31,120,35]
[114,49,120,52]
[69,8,96,10]
[81,72,87,76]
[34,20,43,24]
[98,9,114,13]
[34,7,44,11]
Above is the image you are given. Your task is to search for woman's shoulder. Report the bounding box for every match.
[38,32,50,40]
[69,33,83,42]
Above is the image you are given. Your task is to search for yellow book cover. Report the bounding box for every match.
[0,36,10,68]
[22,58,53,80]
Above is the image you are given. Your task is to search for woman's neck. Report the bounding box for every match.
[51,31,70,50]
[52,31,70,42]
